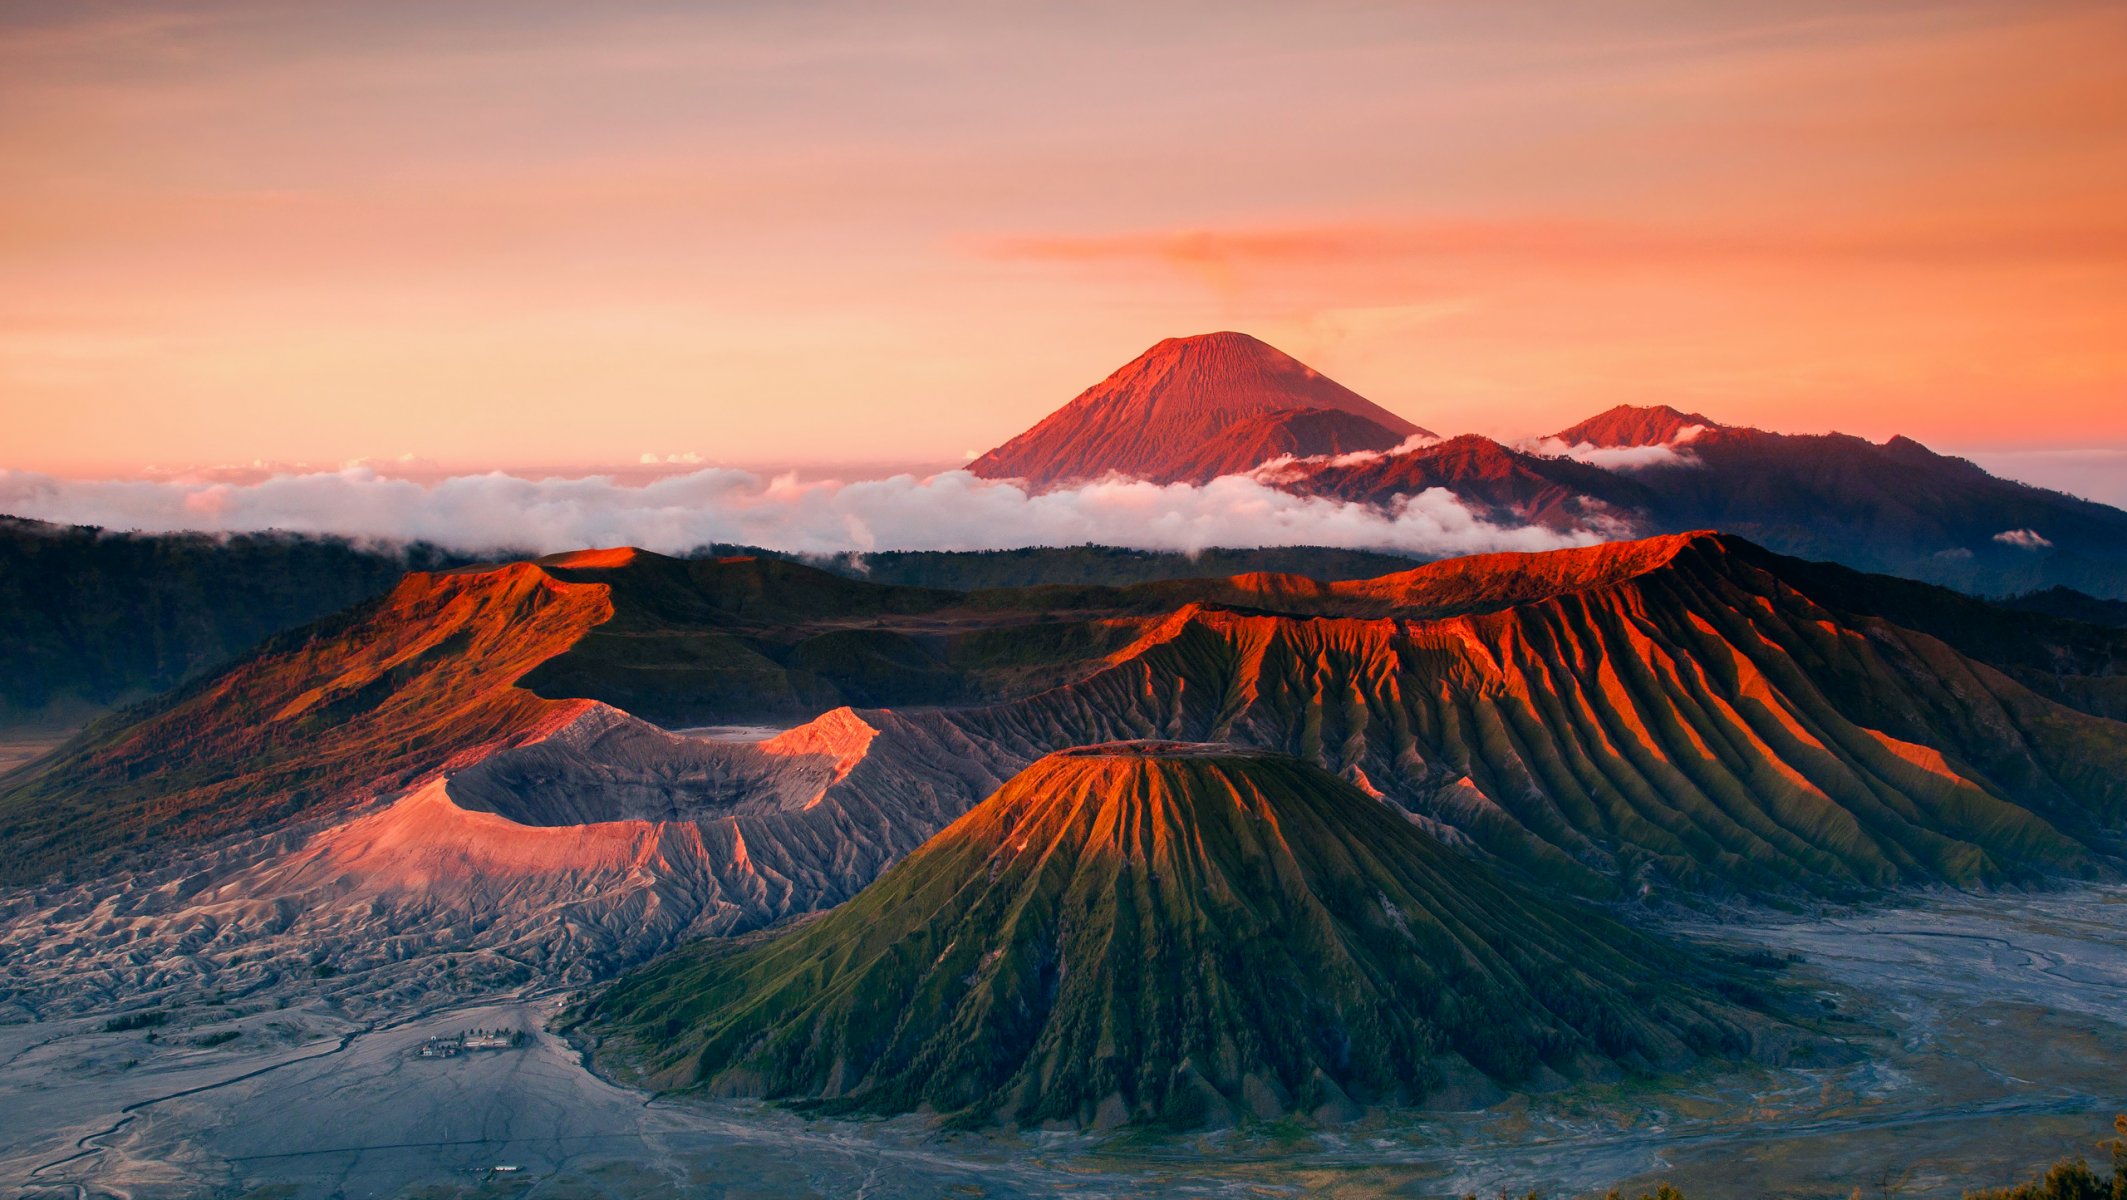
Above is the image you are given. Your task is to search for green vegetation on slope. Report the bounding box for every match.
[584,744,1777,1128]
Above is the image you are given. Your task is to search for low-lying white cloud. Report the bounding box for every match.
[0,467,1603,558]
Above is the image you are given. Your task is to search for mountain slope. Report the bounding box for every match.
[1162,407,1416,484]
[1250,402,2127,598]
[969,332,1429,488]
[585,744,1771,1127]
[1530,406,2127,597]
[937,533,2127,897]
[0,698,1028,1013]
[1621,425,2127,596]
[0,549,1128,884]
[0,562,612,883]
[1276,433,1655,531]
[11,533,2123,901]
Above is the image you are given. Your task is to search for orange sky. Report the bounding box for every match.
[2,1,2123,476]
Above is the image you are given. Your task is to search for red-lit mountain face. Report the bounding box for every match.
[968,332,1429,488]
[1550,404,1723,448]
[938,533,2127,897]
[12,534,2127,900]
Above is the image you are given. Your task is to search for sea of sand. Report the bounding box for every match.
[4,885,2123,1199]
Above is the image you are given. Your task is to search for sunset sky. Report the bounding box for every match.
[3,0,2123,479]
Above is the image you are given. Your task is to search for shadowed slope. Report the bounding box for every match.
[586,745,1771,1127]
[1532,407,2127,597]
[970,332,1429,488]
[1634,427,2127,595]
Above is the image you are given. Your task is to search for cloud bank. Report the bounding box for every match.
[0,467,1600,559]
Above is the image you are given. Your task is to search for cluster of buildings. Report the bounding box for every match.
[415,1028,526,1058]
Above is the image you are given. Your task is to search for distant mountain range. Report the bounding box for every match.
[972,332,2127,598]
[0,518,1428,734]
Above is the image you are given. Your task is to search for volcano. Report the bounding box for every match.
[586,743,1767,1127]
[969,332,1429,488]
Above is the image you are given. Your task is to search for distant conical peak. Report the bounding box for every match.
[968,332,1430,488]
[1081,331,1406,421]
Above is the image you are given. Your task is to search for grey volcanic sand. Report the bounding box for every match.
[4,888,2126,1199]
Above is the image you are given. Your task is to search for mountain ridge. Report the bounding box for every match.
[9,533,2125,903]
